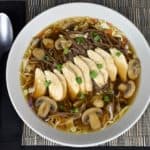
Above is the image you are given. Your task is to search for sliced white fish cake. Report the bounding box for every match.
[87,50,108,83]
[44,70,64,101]
[74,56,93,92]
[62,63,80,99]
[66,61,86,93]
[33,68,46,98]
[95,47,117,82]
[54,69,67,99]
[110,48,128,82]
[80,56,105,88]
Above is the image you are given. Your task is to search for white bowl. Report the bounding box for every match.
[6,2,150,147]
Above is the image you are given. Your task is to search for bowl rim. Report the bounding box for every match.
[6,2,150,147]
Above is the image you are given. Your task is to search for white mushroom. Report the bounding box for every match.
[35,96,57,118]
[62,63,80,99]
[74,56,93,92]
[66,61,86,93]
[33,68,46,98]
[128,58,141,80]
[80,55,105,88]
[118,80,136,99]
[53,69,67,99]
[55,38,72,50]
[91,95,104,108]
[95,48,117,82]
[82,107,102,130]
[42,38,54,49]
[87,50,108,83]
[110,48,128,82]
[32,48,45,60]
[44,70,64,101]
[106,102,114,120]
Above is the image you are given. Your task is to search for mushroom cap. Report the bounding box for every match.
[74,56,93,92]
[36,96,57,118]
[118,80,136,99]
[81,107,102,124]
[42,38,54,49]
[95,48,117,82]
[33,68,46,98]
[124,80,136,99]
[128,58,141,80]
[110,48,128,82]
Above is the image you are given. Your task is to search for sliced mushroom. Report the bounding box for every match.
[110,48,128,82]
[95,48,117,82]
[80,55,105,88]
[55,38,72,50]
[53,69,67,99]
[87,50,108,83]
[66,61,86,93]
[91,95,104,108]
[33,68,46,98]
[30,38,40,48]
[128,58,141,80]
[36,96,57,118]
[32,48,45,60]
[44,70,64,101]
[82,107,102,130]
[62,63,80,100]
[106,102,114,120]
[118,80,136,99]
[74,56,93,92]
[42,38,54,49]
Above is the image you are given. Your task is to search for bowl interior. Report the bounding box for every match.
[6,3,150,147]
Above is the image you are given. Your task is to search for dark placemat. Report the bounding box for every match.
[22,0,150,146]
[0,0,25,149]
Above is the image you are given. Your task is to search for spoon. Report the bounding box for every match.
[0,13,13,60]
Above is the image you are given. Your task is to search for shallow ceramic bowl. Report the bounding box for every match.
[6,3,150,147]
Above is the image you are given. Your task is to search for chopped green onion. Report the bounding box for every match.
[75,37,85,44]
[90,70,98,79]
[115,51,121,57]
[45,80,51,88]
[92,32,101,42]
[97,63,103,69]
[71,107,79,113]
[59,104,65,111]
[43,55,49,61]
[56,64,62,72]
[76,76,82,84]
[78,92,86,100]
[103,95,110,102]
[63,47,69,55]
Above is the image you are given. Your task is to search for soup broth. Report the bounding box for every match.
[20,17,141,133]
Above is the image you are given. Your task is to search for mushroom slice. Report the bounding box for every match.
[110,48,128,82]
[66,61,86,93]
[118,80,136,99]
[42,38,54,49]
[62,63,80,99]
[53,69,67,99]
[106,102,114,120]
[82,107,102,130]
[80,56,105,88]
[95,48,117,82]
[36,96,57,118]
[33,68,46,98]
[44,71,64,101]
[32,48,45,60]
[91,95,104,108]
[128,58,141,80]
[74,56,93,92]
[87,50,108,83]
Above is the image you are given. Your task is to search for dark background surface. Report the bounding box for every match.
[0,0,150,149]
